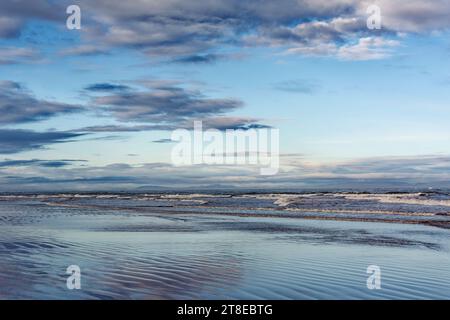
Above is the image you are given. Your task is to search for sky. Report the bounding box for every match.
[1,0,450,191]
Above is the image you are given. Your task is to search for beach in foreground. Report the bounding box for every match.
[0,192,449,299]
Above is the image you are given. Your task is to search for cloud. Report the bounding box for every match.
[279,35,400,60]
[71,0,365,59]
[0,47,40,65]
[84,83,130,92]
[77,79,270,132]
[0,129,85,154]
[91,82,243,123]
[251,17,399,60]
[0,1,64,39]
[337,37,400,60]
[2,154,450,191]
[80,116,270,132]
[366,0,450,33]
[247,17,367,48]
[82,81,268,130]
[0,16,23,38]
[171,54,221,64]
[59,45,110,57]
[2,1,450,61]
[251,16,399,60]
[80,124,176,132]
[0,81,85,125]
[324,155,450,175]
[72,0,434,60]
[188,117,272,131]
[152,138,175,143]
[0,159,86,168]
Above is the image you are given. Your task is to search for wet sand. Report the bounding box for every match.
[0,193,449,299]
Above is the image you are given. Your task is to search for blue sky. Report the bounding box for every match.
[1,0,450,191]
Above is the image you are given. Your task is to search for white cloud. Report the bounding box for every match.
[337,37,400,60]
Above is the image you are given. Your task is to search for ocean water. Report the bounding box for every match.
[0,193,449,299]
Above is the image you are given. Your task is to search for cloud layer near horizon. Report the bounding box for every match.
[1,155,449,191]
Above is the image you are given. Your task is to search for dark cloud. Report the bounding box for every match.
[0,16,23,38]
[92,86,242,123]
[79,116,270,132]
[84,83,130,92]
[2,175,137,185]
[238,123,272,130]
[0,159,86,168]
[3,1,450,61]
[0,1,65,39]
[171,54,221,64]
[0,81,84,125]
[64,1,450,60]
[80,124,176,132]
[0,129,85,154]
[152,138,175,143]
[198,119,272,131]
[69,0,359,59]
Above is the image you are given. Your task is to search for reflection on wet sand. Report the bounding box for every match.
[0,194,449,299]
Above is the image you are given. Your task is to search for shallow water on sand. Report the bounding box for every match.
[0,198,449,299]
